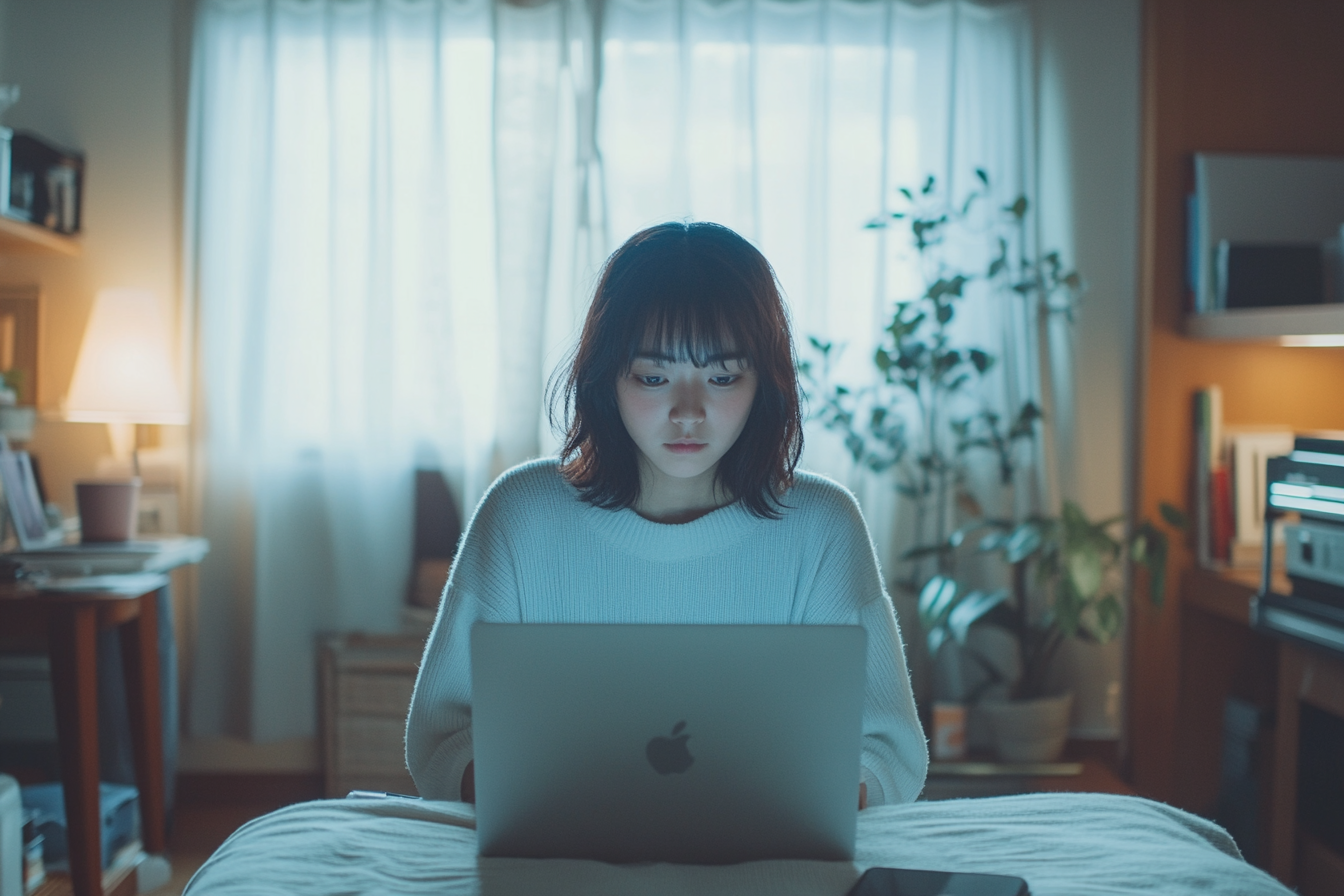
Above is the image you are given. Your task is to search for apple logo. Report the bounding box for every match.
[646,721,694,774]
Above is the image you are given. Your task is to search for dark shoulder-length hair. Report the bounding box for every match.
[549,221,803,519]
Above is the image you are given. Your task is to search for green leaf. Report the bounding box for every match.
[1005,195,1029,219]
[975,167,989,186]
[917,575,958,625]
[844,432,864,462]
[1159,501,1188,530]
[898,186,913,201]
[1068,547,1104,600]
[948,589,1010,644]
[921,174,935,195]
[969,349,992,374]
[926,626,949,658]
[1095,595,1123,643]
[979,532,1008,552]
[1131,532,1147,564]
[1004,523,1043,564]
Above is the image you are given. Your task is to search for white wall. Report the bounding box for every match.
[1034,0,1141,739]
[1035,0,1141,524]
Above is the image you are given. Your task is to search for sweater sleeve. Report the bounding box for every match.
[801,483,929,806]
[404,476,520,801]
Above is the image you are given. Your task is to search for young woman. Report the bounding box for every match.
[405,222,928,807]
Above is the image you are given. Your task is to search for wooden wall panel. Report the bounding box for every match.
[1132,0,1344,803]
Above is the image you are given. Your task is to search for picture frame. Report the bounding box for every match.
[0,448,59,549]
[0,284,40,407]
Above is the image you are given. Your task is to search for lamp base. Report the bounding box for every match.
[106,421,136,462]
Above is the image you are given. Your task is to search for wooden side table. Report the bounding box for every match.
[0,575,170,896]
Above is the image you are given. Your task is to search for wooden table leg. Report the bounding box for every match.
[1269,643,1303,885]
[48,603,106,896]
[120,588,168,855]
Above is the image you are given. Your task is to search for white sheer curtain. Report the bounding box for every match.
[185,0,1042,741]
[593,0,1040,574]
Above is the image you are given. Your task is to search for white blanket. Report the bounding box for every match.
[183,792,1291,895]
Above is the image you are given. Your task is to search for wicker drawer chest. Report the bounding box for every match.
[319,632,426,798]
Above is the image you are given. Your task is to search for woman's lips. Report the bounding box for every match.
[665,442,707,454]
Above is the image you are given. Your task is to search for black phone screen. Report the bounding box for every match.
[846,866,1030,896]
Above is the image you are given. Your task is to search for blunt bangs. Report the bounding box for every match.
[616,260,753,372]
[551,221,803,518]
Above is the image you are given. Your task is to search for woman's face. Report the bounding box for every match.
[615,347,758,502]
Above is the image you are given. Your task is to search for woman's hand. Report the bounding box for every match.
[462,761,476,803]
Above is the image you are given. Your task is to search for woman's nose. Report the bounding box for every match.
[669,384,706,425]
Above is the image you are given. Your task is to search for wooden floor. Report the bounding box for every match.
[141,774,324,896]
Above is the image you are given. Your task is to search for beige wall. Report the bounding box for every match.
[0,0,188,511]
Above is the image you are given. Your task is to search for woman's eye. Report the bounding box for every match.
[710,375,738,386]
[637,375,666,386]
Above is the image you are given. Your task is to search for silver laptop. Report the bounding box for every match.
[471,623,866,864]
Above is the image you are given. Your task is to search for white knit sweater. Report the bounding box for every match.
[404,459,928,806]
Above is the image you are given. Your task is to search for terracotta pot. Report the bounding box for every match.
[979,692,1074,763]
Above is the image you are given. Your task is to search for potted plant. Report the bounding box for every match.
[800,169,1183,761]
[915,501,1184,761]
[799,170,1073,583]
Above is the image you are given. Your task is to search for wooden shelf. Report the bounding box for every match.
[1185,305,1344,343]
[0,214,79,256]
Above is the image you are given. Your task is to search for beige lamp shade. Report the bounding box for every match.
[64,287,187,425]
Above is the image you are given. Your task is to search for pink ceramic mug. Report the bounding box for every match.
[76,479,141,542]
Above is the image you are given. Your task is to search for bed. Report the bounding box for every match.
[183,791,1291,895]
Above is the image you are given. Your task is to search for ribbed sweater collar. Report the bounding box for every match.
[575,486,764,563]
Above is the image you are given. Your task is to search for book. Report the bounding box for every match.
[5,535,208,577]
[1227,428,1295,560]
[1193,386,1223,569]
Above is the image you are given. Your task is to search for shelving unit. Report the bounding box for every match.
[1185,305,1344,343]
[1134,3,1344,893]
[0,214,79,256]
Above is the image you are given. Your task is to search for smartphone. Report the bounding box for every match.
[846,867,1030,896]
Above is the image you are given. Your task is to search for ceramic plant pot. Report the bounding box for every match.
[980,692,1074,763]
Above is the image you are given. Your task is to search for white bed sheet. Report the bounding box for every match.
[183,792,1291,896]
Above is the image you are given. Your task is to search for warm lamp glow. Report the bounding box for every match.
[1279,334,1344,347]
[64,288,187,426]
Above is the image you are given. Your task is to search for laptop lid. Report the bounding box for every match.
[471,623,866,864]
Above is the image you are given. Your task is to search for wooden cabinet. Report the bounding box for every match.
[1269,641,1344,892]
[319,633,425,799]
[1176,567,1344,893]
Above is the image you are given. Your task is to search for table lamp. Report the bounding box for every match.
[63,286,187,471]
